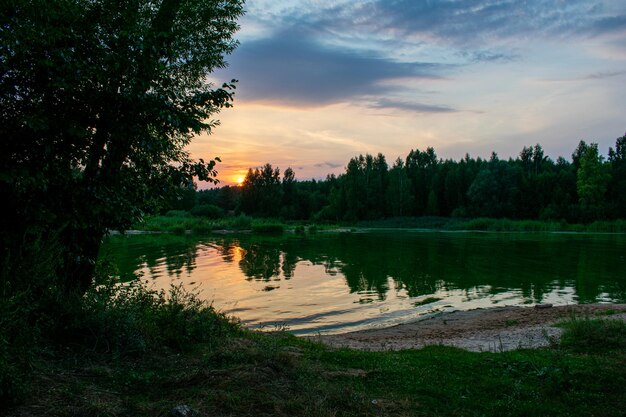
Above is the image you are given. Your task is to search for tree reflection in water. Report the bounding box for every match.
[103,232,626,305]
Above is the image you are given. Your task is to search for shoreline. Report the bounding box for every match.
[306,303,626,352]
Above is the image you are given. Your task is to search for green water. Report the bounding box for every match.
[101,231,626,335]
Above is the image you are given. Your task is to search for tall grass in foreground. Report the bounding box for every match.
[76,279,241,355]
[0,249,240,405]
[559,317,626,353]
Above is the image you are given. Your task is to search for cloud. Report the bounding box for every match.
[368,98,457,114]
[220,1,626,110]
[583,70,626,79]
[538,69,626,82]
[306,0,626,45]
[223,30,447,106]
[458,49,520,63]
[588,14,626,35]
[314,162,342,169]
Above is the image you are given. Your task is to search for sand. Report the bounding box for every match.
[307,304,626,352]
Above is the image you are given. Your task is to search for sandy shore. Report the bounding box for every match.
[307,304,626,352]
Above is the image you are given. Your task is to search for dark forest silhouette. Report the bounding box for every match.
[186,135,626,224]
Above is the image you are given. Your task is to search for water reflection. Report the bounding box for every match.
[101,232,626,334]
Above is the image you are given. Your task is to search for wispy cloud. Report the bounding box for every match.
[538,70,626,82]
[368,98,457,114]
[314,162,342,169]
[287,0,626,45]
[588,14,626,35]
[583,70,626,79]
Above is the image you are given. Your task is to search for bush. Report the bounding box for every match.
[190,204,224,219]
[229,214,252,230]
[164,210,191,218]
[0,244,241,406]
[75,278,241,355]
[251,223,284,234]
[559,318,626,353]
[0,234,64,405]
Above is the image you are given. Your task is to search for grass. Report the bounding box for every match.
[135,213,626,235]
[132,214,336,235]
[133,213,257,234]
[558,317,626,354]
[251,223,285,234]
[7,319,626,417]
[358,216,626,233]
[412,296,442,307]
[5,261,626,417]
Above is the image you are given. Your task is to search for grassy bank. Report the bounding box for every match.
[4,273,626,416]
[134,213,626,234]
[358,216,626,233]
[132,212,287,234]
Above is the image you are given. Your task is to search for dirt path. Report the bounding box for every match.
[308,304,626,352]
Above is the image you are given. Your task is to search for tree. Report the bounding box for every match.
[576,143,611,220]
[386,158,412,217]
[405,147,438,215]
[343,156,367,220]
[467,159,521,218]
[608,134,626,217]
[281,167,297,219]
[239,164,282,217]
[1,0,244,292]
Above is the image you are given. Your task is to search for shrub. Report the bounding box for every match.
[229,214,252,230]
[252,223,284,234]
[190,204,224,219]
[0,234,64,405]
[164,210,191,218]
[68,274,241,356]
[560,318,626,353]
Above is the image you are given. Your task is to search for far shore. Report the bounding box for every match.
[308,304,626,352]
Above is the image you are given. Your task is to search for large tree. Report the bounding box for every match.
[1,0,244,292]
[576,143,611,220]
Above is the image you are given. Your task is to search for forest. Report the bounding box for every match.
[180,136,626,224]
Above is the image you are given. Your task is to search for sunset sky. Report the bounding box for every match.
[189,0,626,187]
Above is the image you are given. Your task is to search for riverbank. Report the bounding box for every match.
[132,214,626,235]
[312,304,626,352]
[5,291,626,416]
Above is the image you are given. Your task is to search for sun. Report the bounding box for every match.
[236,176,245,186]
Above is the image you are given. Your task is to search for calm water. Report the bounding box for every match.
[101,231,626,335]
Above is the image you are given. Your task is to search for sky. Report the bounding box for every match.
[189,0,626,187]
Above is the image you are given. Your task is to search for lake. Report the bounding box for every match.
[101,231,626,335]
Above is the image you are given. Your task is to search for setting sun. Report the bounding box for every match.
[236,175,245,186]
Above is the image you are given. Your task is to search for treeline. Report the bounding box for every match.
[172,135,626,223]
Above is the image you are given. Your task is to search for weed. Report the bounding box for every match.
[559,318,626,353]
[412,297,442,307]
[251,223,284,234]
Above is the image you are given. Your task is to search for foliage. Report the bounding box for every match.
[6,318,626,416]
[239,163,283,217]
[251,223,285,234]
[228,214,253,230]
[1,0,244,293]
[576,143,611,220]
[559,318,626,353]
[190,203,225,219]
[0,235,65,405]
[76,278,240,355]
[200,135,625,225]
[165,210,192,218]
